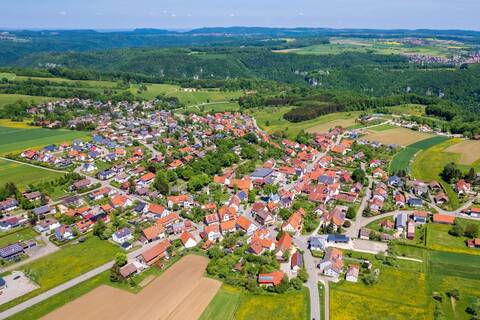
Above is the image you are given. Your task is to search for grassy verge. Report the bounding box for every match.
[318,283,325,320]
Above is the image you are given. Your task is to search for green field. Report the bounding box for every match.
[330,253,427,320]
[369,123,397,132]
[200,285,310,320]
[0,94,54,110]
[0,160,63,189]
[0,227,38,248]
[0,237,120,312]
[280,38,470,58]
[183,102,241,114]
[390,136,450,173]
[249,106,362,139]
[0,126,89,155]
[388,104,426,117]
[426,219,480,256]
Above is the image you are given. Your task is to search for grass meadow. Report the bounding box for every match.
[0,160,63,188]
[426,219,480,256]
[0,227,39,248]
[0,237,120,312]
[199,285,310,320]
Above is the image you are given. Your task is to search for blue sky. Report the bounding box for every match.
[3,0,480,31]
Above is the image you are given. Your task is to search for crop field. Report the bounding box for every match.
[0,227,38,248]
[368,123,397,132]
[305,117,359,134]
[364,127,433,146]
[199,285,310,320]
[388,104,426,117]
[426,219,480,256]
[389,136,450,173]
[443,140,480,165]
[0,160,63,188]
[330,256,427,320]
[249,106,362,139]
[0,126,89,155]
[278,37,470,58]
[42,255,221,320]
[0,237,120,312]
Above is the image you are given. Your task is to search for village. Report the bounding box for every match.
[1,99,480,319]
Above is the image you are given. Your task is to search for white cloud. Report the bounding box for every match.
[59,11,67,16]
[229,13,235,17]
[170,13,176,17]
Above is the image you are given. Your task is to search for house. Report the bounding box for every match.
[72,179,92,190]
[258,271,284,287]
[89,187,114,201]
[395,213,407,231]
[23,191,42,201]
[35,218,60,232]
[179,231,197,249]
[255,209,274,226]
[0,217,20,231]
[291,251,303,272]
[432,214,455,225]
[468,207,480,218]
[455,180,471,195]
[318,247,343,278]
[434,193,449,205]
[0,198,19,213]
[167,195,192,208]
[466,238,480,248]
[236,215,257,235]
[394,193,406,207]
[282,208,305,234]
[379,219,394,230]
[412,210,428,224]
[276,233,292,260]
[406,220,415,240]
[0,243,24,259]
[139,239,171,265]
[120,263,138,278]
[220,220,236,235]
[250,168,274,181]
[55,225,74,241]
[345,265,360,282]
[32,205,55,217]
[110,195,132,209]
[147,203,167,217]
[204,224,222,242]
[407,198,423,207]
[112,227,133,244]
[359,228,371,240]
[140,224,165,244]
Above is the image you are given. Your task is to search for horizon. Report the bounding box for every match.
[3,0,480,31]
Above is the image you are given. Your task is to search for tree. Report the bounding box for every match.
[465,167,476,183]
[93,219,107,239]
[352,168,366,184]
[464,223,479,239]
[248,189,256,204]
[297,268,309,283]
[275,276,290,293]
[326,219,335,234]
[441,163,462,183]
[346,206,357,219]
[448,223,463,237]
[153,172,169,195]
[115,253,128,267]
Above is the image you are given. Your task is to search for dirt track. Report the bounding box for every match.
[42,255,221,320]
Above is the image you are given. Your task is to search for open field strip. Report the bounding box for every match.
[0,94,54,110]
[0,159,63,188]
[41,255,220,320]
[443,139,480,165]
[364,127,434,146]
[199,284,310,320]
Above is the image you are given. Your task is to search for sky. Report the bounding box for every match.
[2,0,480,31]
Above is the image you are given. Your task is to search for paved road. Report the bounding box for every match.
[0,157,69,174]
[295,236,320,320]
[0,234,59,273]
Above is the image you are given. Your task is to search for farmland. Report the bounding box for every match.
[444,140,480,165]
[0,160,63,188]
[0,126,89,155]
[364,127,433,146]
[249,106,362,139]
[329,253,427,320]
[0,237,120,312]
[0,94,54,110]
[389,136,450,173]
[41,255,221,320]
[199,285,310,320]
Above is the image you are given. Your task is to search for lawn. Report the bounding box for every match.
[388,104,426,117]
[0,227,38,248]
[318,283,325,320]
[389,136,450,173]
[0,237,120,312]
[183,102,240,114]
[426,219,480,256]
[0,160,63,189]
[199,285,310,320]
[368,123,397,132]
[0,126,89,155]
